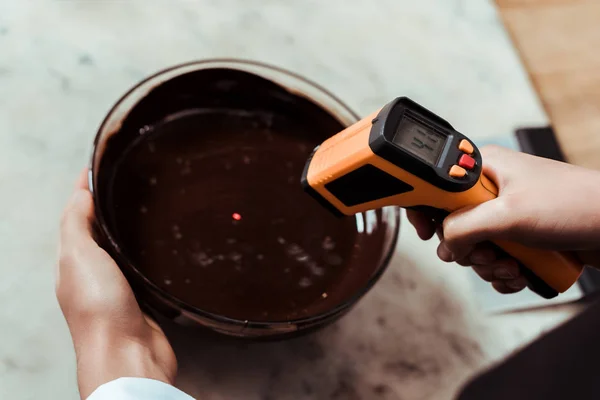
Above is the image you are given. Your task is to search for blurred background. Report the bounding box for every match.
[0,0,597,399]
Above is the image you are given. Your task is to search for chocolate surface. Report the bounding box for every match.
[97,68,394,322]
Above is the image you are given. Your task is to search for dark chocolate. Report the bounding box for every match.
[96,68,393,322]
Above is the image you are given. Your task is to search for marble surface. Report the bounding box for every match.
[0,1,580,399]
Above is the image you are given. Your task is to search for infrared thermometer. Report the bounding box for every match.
[301,97,583,298]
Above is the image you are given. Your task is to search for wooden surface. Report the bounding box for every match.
[496,0,600,170]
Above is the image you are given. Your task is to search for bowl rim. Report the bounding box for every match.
[89,58,401,332]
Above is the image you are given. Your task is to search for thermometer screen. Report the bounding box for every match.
[392,117,446,165]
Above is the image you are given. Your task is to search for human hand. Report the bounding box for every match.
[56,169,177,398]
[407,145,600,294]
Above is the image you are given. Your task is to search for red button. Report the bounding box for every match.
[458,154,476,170]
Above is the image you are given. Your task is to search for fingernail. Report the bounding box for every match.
[438,243,455,262]
[506,280,525,290]
[494,268,517,280]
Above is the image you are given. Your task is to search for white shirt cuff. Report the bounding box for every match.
[87,377,195,400]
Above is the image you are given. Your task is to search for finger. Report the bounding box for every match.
[58,189,97,285]
[490,259,521,280]
[472,265,495,282]
[437,239,474,263]
[491,281,516,294]
[441,198,519,260]
[479,145,520,190]
[60,187,96,251]
[473,259,521,280]
[469,242,499,265]
[455,242,499,266]
[455,257,472,267]
[76,168,90,190]
[492,277,527,294]
[406,210,436,240]
[60,168,93,244]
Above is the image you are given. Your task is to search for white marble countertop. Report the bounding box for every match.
[0,1,579,399]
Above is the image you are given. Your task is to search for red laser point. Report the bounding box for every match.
[232,212,242,221]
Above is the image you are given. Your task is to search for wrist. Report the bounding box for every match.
[73,324,174,398]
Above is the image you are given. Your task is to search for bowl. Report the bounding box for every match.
[90,60,400,339]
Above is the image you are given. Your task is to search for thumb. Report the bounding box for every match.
[60,188,95,251]
[57,188,98,291]
[58,169,98,282]
[440,197,517,261]
[60,169,94,246]
[477,145,525,191]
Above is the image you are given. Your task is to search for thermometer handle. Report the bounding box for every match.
[456,174,584,298]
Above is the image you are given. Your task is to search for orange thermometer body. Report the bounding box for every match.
[302,97,583,298]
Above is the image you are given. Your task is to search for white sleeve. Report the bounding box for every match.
[86,377,195,400]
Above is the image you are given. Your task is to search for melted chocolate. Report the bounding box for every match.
[97,68,392,322]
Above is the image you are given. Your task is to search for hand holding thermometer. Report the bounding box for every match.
[301,97,584,298]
